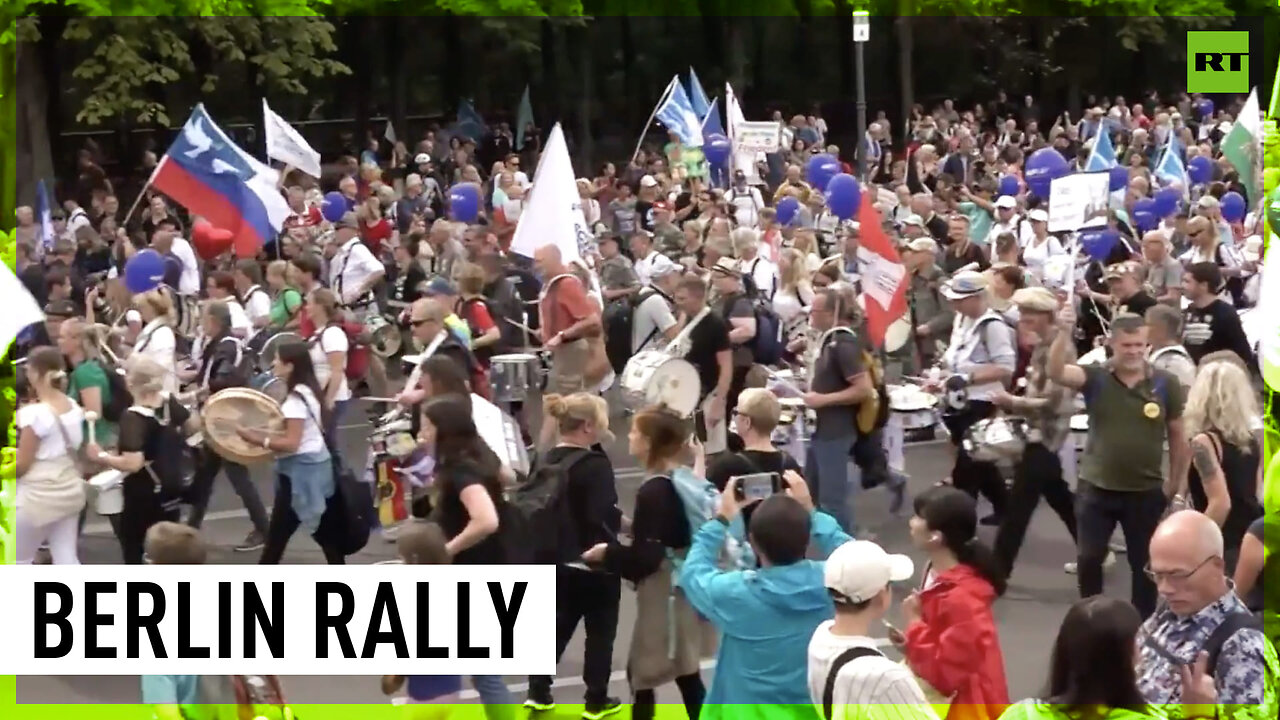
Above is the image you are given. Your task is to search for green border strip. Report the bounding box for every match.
[2,3,1277,718]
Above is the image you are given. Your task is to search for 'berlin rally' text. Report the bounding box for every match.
[32,581,528,660]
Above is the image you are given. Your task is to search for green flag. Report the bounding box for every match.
[516,85,534,150]
[1220,87,1261,204]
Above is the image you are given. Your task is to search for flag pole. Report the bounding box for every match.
[122,156,165,230]
[631,75,679,163]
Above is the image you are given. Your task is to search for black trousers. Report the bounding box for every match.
[115,494,179,565]
[941,401,1008,516]
[994,442,1077,576]
[632,674,704,720]
[1076,482,1166,618]
[527,566,622,703]
[259,475,346,565]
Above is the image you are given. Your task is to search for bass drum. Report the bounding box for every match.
[620,351,701,418]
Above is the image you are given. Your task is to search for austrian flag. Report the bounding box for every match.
[854,194,908,349]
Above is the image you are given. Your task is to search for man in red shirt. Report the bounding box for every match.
[533,245,602,396]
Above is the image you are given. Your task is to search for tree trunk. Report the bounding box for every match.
[15,40,54,211]
[895,6,914,146]
[834,0,854,98]
[541,19,560,125]
[726,17,746,99]
[578,22,593,171]
[621,15,635,126]
[387,16,407,148]
[1,40,16,228]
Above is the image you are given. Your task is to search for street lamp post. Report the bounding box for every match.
[853,10,870,180]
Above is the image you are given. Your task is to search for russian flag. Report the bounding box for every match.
[151,104,290,257]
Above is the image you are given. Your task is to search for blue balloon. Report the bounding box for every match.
[1024,147,1070,199]
[1132,198,1159,232]
[1079,229,1121,263]
[1220,191,1246,223]
[824,173,861,221]
[321,191,348,223]
[806,153,842,192]
[124,249,167,294]
[449,183,481,223]
[1187,155,1213,185]
[1153,186,1181,217]
[1196,98,1215,118]
[1109,165,1130,193]
[776,196,801,226]
[998,175,1020,198]
[703,133,732,167]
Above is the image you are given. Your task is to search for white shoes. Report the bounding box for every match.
[1064,551,1117,574]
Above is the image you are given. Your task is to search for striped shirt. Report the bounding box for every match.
[808,623,940,720]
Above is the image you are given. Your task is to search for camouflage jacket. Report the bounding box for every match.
[1137,588,1279,720]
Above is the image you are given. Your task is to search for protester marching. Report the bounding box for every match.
[3,33,1278,720]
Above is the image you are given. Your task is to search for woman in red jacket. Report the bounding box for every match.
[900,487,1011,720]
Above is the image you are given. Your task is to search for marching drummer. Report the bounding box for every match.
[183,301,272,552]
[328,212,391,401]
[988,287,1079,578]
[232,260,273,332]
[533,245,604,396]
[895,237,951,380]
[929,270,1015,527]
[397,298,477,408]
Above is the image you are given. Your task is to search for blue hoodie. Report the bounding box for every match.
[679,510,852,720]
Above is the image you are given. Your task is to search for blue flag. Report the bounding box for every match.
[515,86,534,150]
[35,179,55,251]
[701,97,725,137]
[655,80,704,147]
[1154,134,1188,194]
[450,99,488,142]
[687,67,711,119]
[1084,129,1117,171]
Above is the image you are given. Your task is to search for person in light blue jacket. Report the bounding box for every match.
[679,469,852,720]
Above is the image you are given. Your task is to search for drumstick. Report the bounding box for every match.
[503,317,537,336]
[84,411,98,446]
[359,397,401,403]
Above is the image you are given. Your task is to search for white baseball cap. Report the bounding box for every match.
[824,540,915,605]
[994,195,1018,210]
[639,175,659,188]
[1028,209,1049,223]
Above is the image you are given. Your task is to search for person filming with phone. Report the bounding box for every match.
[677,469,854,714]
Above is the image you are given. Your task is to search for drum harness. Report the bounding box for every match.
[333,237,379,313]
[940,309,1007,413]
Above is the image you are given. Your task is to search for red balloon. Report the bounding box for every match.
[191,220,234,260]
[232,232,259,259]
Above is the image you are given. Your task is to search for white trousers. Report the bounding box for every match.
[15,512,81,565]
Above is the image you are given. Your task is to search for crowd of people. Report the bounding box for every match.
[8,87,1277,720]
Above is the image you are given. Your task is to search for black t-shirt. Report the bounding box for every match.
[542,445,622,561]
[1116,290,1157,318]
[390,262,427,306]
[683,311,732,401]
[635,200,655,232]
[718,292,756,368]
[706,449,801,492]
[434,459,506,566]
[1183,299,1253,366]
[117,396,191,507]
[1244,516,1267,613]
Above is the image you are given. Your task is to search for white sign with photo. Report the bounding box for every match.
[732,121,783,154]
[1047,171,1111,233]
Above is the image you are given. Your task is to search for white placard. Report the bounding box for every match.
[0,564,556,676]
[732,121,783,154]
[1047,171,1111,233]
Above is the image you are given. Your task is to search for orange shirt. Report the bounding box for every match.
[540,275,595,340]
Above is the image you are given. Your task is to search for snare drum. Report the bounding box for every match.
[620,351,701,418]
[257,330,302,372]
[888,384,938,431]
[489,354,539,404]
[88,469,125,515]
[251,372,288,404]
[962,417,1029,463]
[367,315,402,358]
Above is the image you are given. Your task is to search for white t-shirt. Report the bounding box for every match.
[170,237,201,296]
[631,290,677,354]
[633,251,662,287]
[17,401,86,461]
[329,238,383,306]
[242,286,272,327]
[1022,235,1066,279]
[226,299,253,338]
[807,622,938,720]
[744,256,779,301]
[281,385,326,456]
[134,319,179,395]
[729,185,764,228]
[310,325,351,402]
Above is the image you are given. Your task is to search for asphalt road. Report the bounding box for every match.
[19,397,1133,707]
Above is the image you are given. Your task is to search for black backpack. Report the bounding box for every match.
[501,449,594,564]
[299,390,372,556]
[101,363,134,424]
[213,336,257,388]
[129,399,192,511]
[603,289,659,375]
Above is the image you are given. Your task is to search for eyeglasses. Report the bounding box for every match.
[1143,555,1217,584]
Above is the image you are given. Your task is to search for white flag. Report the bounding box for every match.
[262,99,322,179]
[726,83,763,185]
[0,263,44,351]
[510,123,590,265]
[384,120,397,145]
